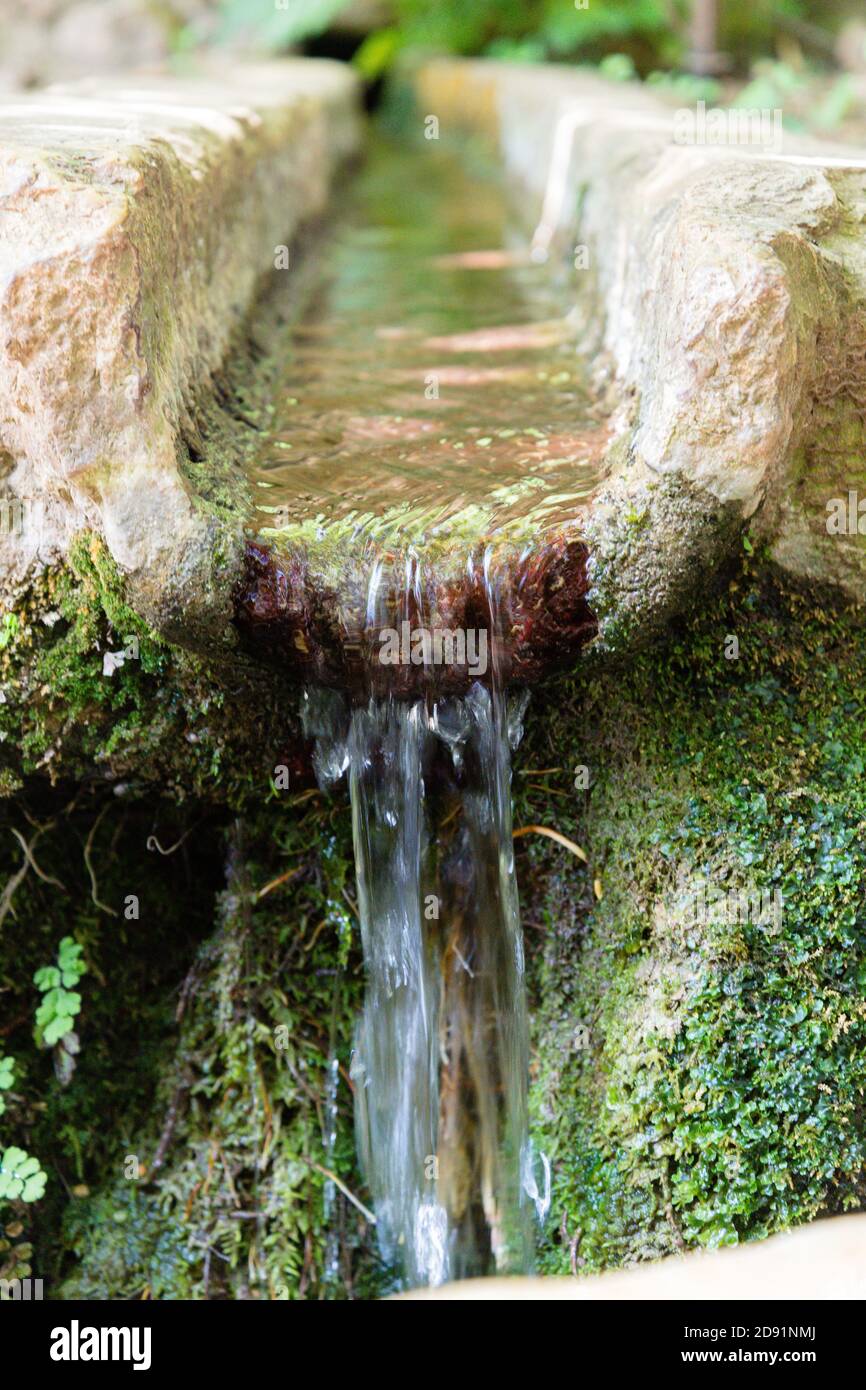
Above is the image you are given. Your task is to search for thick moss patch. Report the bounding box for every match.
[517,557,866,1272]
[4,538,866,1295]
[0,535,302,804]
[0,540,384,1299]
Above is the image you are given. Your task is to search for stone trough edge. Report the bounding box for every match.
[0,58,363,649]
[410,58,866,646]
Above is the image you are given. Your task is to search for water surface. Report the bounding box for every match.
[246,134,610,568]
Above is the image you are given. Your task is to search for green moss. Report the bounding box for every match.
[6,529,866,1294]
[0,537,301,804]
[518,560,866,1272]
[57,801,383,1301]
[0,776,384,1300]
[67,533,167,661]
[0,786,217,1286]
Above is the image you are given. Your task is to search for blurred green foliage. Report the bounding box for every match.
[213,0,852,82]
[356,0,682,75]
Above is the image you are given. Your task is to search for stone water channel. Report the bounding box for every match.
[236,135,611,1287]
[6,51,866,1303]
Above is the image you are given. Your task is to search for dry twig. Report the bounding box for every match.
[512,824,588,862]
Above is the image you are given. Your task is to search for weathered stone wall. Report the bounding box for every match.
[409,58,866,641]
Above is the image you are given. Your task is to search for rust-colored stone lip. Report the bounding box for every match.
[234,535,597,698]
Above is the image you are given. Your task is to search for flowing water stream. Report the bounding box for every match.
[302,624,536,1286]
[241,135,608,1288]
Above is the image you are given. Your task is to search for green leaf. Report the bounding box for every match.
[22,1173,47,1203]
[0,1147,46,1204]
[0,613,18,651]
[598,52,637,82]
[35,997,57,1029]
[217,0,353,49]
[353,27,403,80]
[34,965,60,991]
[813,75,854,133]
[44,1016,73,1047]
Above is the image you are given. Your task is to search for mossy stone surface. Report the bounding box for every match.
[517,557,866,1271]
[4,543,866,1294]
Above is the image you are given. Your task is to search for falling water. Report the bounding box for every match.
[321,974,343,1292]
[301,553,547,1287]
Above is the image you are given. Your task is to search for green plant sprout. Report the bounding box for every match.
[34,936,87,1048]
